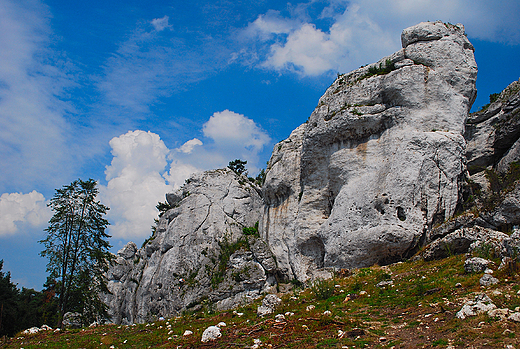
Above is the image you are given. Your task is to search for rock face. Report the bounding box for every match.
[103,168,276,324]
[466,79,520,174]
[104,21,520,323]
[261,21,477,281]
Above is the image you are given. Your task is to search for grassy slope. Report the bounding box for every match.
[4,255,520,349]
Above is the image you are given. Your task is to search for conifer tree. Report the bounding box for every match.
[39,179,112,327]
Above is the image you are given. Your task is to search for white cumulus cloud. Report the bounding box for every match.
[242,0,520,76]
[178,138,203,154]
[101,111,270,242]
[101,130,175,241]
[0,191,50,236]
[203,110,271,155]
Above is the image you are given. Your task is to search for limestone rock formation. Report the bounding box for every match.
[466,79,520,174]
[103,20,520,324]
[103,168,275,324]
[261,21,477,281]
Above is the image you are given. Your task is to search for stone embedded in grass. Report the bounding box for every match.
[508,312,520,322]
[183,330,193,336]
[22,327,40,335]
[306,305,315,311]
[257,294,282,317]
[480,273,499,286]
[323,310,332,316]
[488,308,510,320]
[217,322,226,327]
[275,314,286,322]
[201,326,222,342]
[376,280,393,288]
[456,293,496,319]
[464,257,493,273]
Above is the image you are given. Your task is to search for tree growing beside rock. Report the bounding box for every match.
[39,179,112,327]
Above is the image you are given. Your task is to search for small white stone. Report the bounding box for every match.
[217,322,226,328]
[201,326,222,343]
[183,330,193,336]
[275,314,286,322]
[306,305,315,311]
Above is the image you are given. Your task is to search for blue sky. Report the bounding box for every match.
[1,0,520,290]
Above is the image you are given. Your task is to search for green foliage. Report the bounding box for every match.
[473,243,498,260]
[351,108,362,116]
[414,278,427,297]
[483,162,520,210]
[211,237,250,288]
[310,278,336,300]
[489,93,500,104]
[366,59,396,78]
[242,221,259,237]
[480,92,501,111]
[0,260,19,337]
[255,169,266,187]
[156,201,173,217]
[228,159,248,176]
[39,178,112,327]
[0,263,59,337]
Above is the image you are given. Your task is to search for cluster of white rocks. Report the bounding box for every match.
[456,293,520,323]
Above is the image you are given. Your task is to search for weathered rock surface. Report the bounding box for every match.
[261,21,477,281]
[103,21,520,324]
[480,274,499,286]
[466,79,520,173]
[456,294,496,319]
[103,168,275,324]
[421,226,510,261]
[201,325,222,342]
[257,294,282,317]
[464,257,493,273]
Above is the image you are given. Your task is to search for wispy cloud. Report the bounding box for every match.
[94,21,231,125]
[0,0,76,193]
[151,15,172,32]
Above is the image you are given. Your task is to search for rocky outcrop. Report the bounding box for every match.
[261,21,477,281]
[103,168,276,324]
[466,79,520,174]
[104,21,520,323]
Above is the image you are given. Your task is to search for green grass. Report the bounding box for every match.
[6,255,520,348]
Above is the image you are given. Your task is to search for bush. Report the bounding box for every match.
[242,221,259,237]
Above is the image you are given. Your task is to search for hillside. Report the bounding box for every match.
[5,20,520,348]
[5,254,520,348]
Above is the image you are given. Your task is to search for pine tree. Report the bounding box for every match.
[39,179,112,327]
